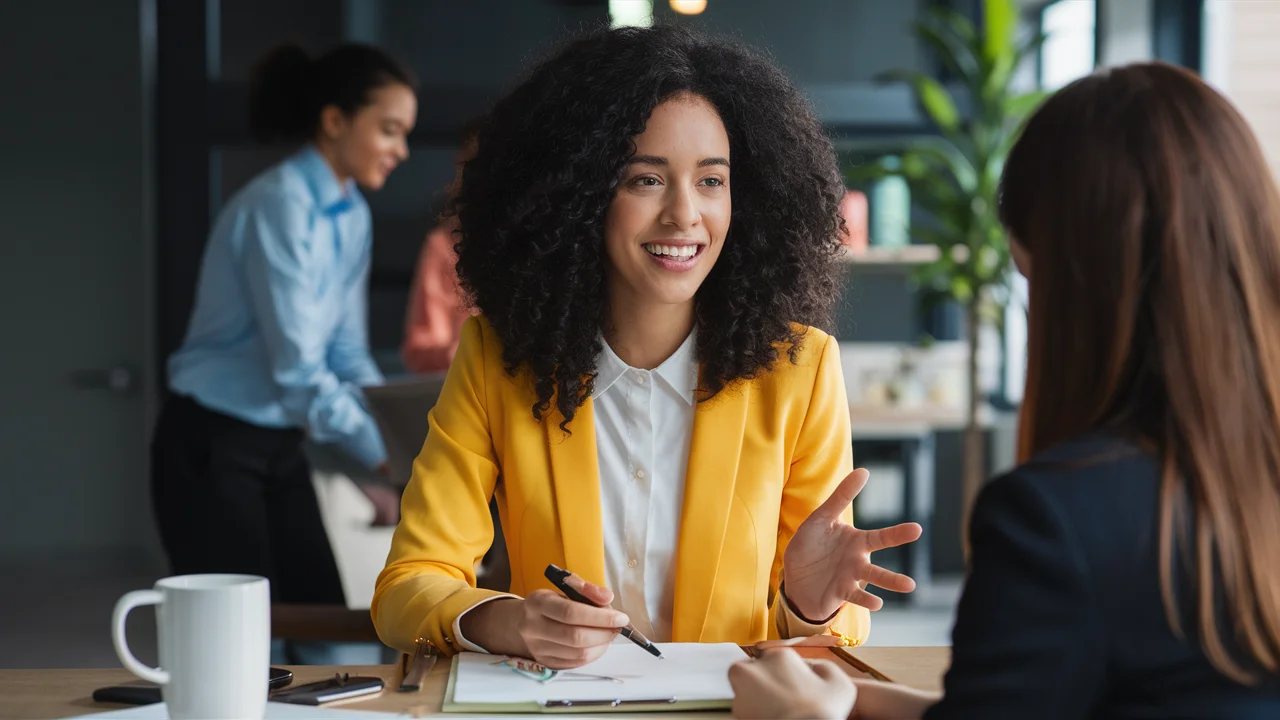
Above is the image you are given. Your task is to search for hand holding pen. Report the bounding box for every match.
[544,565,662,659]
[491,568,631,670]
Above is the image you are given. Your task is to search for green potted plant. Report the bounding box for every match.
[847,0,1048,534]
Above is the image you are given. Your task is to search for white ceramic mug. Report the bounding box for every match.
[112,574,270,720]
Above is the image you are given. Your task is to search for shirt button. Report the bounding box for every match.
[635,373,646,384]
[635,468,646,479]
[628,558,638,569]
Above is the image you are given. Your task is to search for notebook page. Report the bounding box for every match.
[452,642,746,705]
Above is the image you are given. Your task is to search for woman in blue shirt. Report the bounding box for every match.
[150,44,417,613]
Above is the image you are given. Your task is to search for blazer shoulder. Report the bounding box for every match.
[772,323,837,378]
[983,433,1159,563]
[734,324,839,406]
[456,315,537,404]
[778,325,829,363]
[456,314,515,374]
[1010,433,1156,503]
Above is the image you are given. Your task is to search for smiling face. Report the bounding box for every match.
[603,93,731,313]
[320,82,418,191]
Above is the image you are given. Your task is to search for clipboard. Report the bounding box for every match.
[829,646,894,682]
[441,643,744,714]
[743,636,894,683]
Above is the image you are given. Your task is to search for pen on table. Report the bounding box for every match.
[544,564,664,659]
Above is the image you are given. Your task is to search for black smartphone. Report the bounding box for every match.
[271,674,384,706]
[92,667,294,705]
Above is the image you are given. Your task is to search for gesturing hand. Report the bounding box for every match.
[782,468,923,620]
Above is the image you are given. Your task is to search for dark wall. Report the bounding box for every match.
[0,0,155,563]
[656,0,925,83]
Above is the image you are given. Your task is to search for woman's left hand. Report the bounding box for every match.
[783,468,923,620]
[728,649,856,720]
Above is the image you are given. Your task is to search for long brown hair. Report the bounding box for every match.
[1001,62,1280,683]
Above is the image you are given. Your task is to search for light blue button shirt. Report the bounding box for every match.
[168,146,387,468]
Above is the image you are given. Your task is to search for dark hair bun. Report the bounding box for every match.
[248,44,315,144]
[247,43,415,145]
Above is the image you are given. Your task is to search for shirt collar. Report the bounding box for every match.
[294,145,358,216]
[592,329,698,406]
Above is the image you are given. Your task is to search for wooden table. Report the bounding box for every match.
[0,647,949,719]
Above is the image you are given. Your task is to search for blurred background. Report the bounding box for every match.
[1,0,1273,668]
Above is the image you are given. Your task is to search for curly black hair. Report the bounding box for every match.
[453,24,845,429]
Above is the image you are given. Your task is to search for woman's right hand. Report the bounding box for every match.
[461,574,629,669]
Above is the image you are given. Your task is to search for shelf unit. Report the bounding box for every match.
[841,245,940,266]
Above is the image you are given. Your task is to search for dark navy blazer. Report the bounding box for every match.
[924,433,1280,719]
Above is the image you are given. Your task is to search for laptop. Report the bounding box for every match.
[362,373,448,487]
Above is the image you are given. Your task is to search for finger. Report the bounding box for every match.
[863,522,923,552]
[530,637,612,669]
[860,563,917,594]
[564,572,615,607]
[534,649,598,670]
[529,591,630,628]
[806,659,848,683]
[760,649,815,683]
[845,586,885,612]
[753,637,808,650]
[812,469,870,522]
[727,660,765,693]
[758,648,805,670]
[526,617,622,648]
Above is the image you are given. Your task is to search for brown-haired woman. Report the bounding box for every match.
[728,61,1280,719]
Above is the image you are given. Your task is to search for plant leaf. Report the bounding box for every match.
[1005,89,1050,122]
[985,33,1048,104]
[905,140,978,193]
[914,16,982,89]
[1012,32,1049,71]
[918,78,961,133]
[878,70,963,134]
[983,51,1017,104]
[924,6,979,47]
[982,0,1016,64]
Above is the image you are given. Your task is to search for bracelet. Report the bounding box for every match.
[778,580,842,625]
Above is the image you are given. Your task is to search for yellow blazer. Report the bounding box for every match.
[372,316,870,654]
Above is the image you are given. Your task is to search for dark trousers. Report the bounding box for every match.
[150,394,346,606]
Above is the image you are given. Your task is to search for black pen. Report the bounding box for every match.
[544,564,664,659]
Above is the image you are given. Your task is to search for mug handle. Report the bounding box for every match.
[112,589,170,685]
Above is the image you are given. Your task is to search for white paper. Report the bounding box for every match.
[452,642,746,706]
[68,700,407,719]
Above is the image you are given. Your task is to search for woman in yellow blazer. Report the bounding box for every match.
[373,25,921,668]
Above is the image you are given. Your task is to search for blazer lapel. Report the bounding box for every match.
[546,399,608,587]
[671,383,750,641]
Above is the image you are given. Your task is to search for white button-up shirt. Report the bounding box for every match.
[592,331,698,642]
